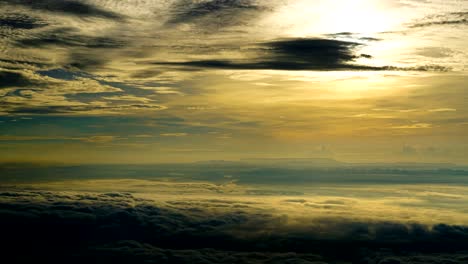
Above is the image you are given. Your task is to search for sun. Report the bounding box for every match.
[320,0,393,34]
[275,0,397,36]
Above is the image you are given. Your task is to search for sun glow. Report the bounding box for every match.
[318,0,393,34]
[274,0,399,36]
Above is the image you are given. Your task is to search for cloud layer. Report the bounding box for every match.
[2,189,468,264]
[0,0,463,116]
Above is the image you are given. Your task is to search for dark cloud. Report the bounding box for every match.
[0,58,50,70]
[6,106,75,114]
[1,0,123,20]
[0,70,36,88]
[410,12,468,28]
[1,190,468,263]
[11,27,127,71]
[359,37,381,41]
[326,32,355,38]
[325,32,381,42]
[17,27,125,48]
[5,104,165,115]
[267,38,362,67]
[67,51,114,70]
[154,38,382,71]
[383,64,451,72]
[0,13,47,29]
[37,68,92,81]
[152,38,449,71]
[167,0,265,28]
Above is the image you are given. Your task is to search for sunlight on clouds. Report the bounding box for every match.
[12,179,468,226]
[0,0,467,163]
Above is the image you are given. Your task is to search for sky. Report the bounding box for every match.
[2,2,468,262]
[1,0,468,164]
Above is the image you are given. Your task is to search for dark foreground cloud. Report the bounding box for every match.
[155,38,373,71]
[1,190,468,263]
[154,38,449,71]
[1,0,123,20]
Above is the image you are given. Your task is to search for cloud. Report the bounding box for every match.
[429,108,456,112]
[160,132,189,137]
[3,0,123,20]
[166,0,267,29]
[0,68,174,115]
[0,58,50,71]
[154,38,373,71]
[16,27,126,49]
[3,104,166,115]
[75,135,119,143]
[416,47,454,58]
[102,95,154,103]
[409,12,468,28]
[1,190,468,263]
[0,70,37,88]
[392,123,432,129]
[0,135,61,141]
[326,32,381,42]
[153,38,449,71]
[0,135,118,143]
[0,13,48,29]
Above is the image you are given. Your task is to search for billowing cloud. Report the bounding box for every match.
[1,189,468,263]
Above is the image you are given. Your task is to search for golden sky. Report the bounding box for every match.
[0,0,467,164]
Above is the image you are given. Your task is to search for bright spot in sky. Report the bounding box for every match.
[275,0,399,36]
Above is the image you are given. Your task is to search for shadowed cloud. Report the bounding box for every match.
[17,27,126,48]
[0,13,47,29]
[0,71,37,88]
[153,38,449,71]
[5,104,165,115]
[1,190,468,263]
[1,0,123,20]
[167,0,266,28]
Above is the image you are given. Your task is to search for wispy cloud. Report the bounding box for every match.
[3,0,124,19]
[429,108,457,112]
[409,11,468,28]
[160,133,188,137]
[392,123,432,129]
